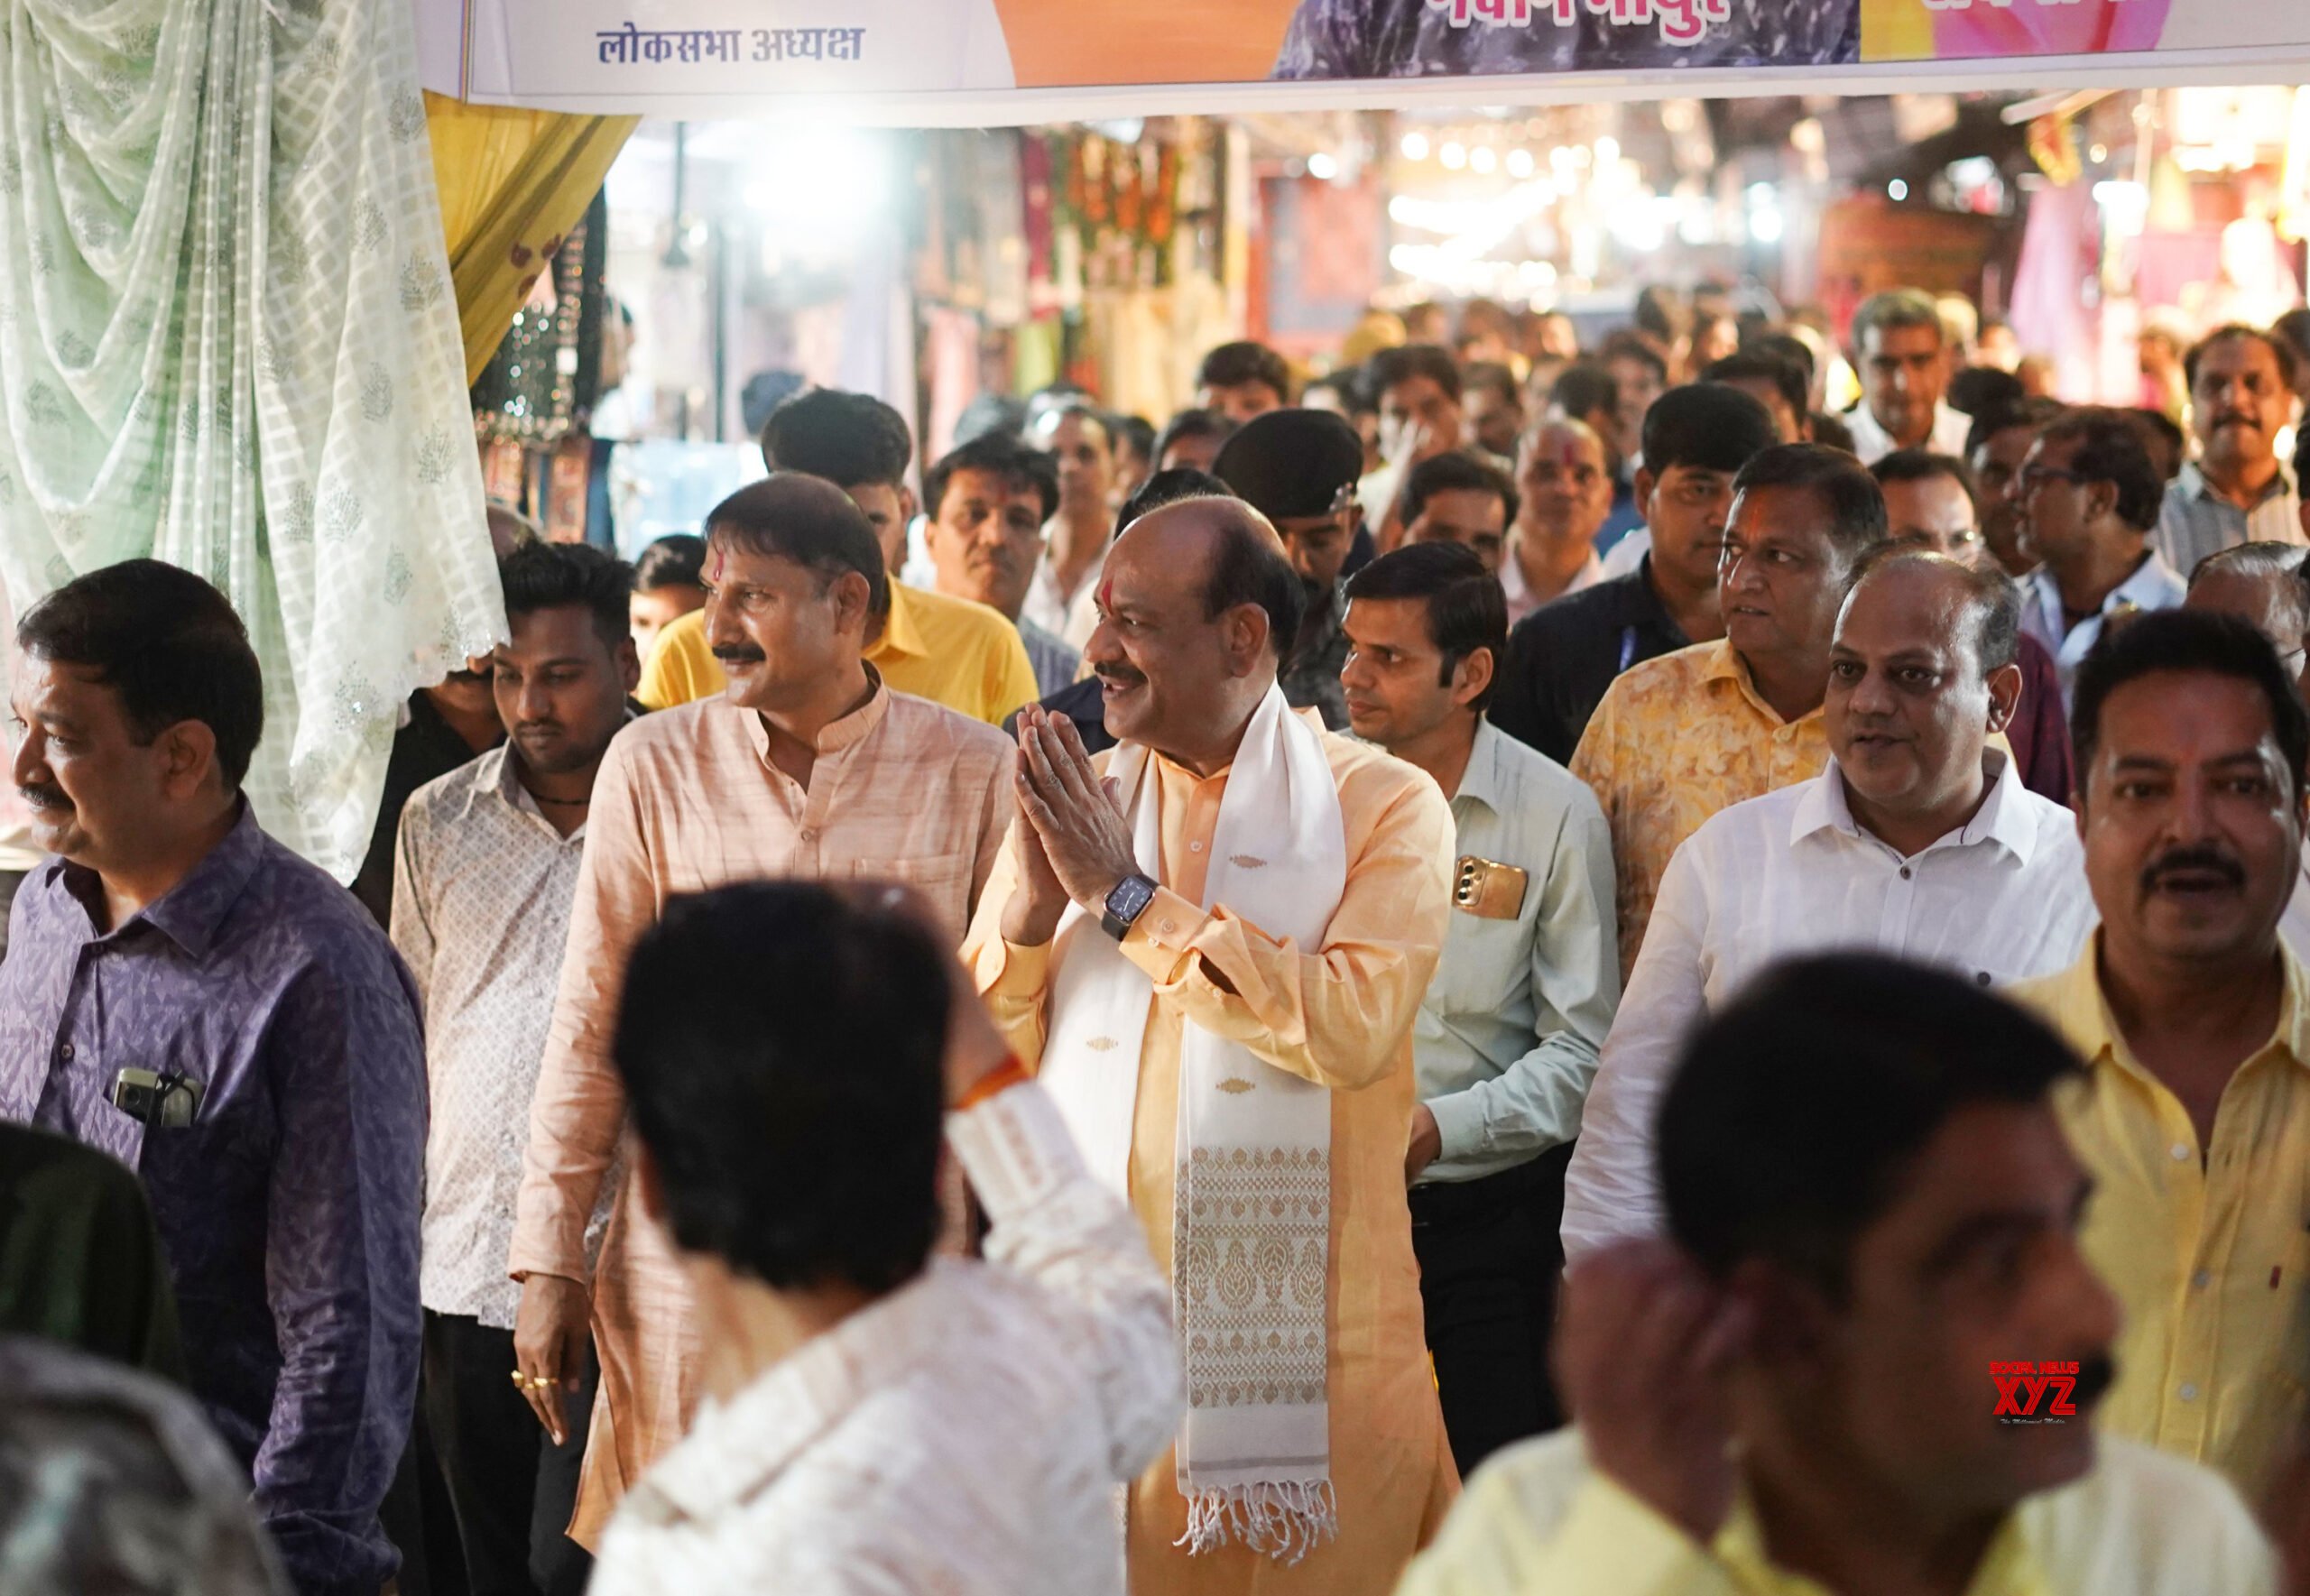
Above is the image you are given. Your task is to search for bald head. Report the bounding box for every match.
[1842,548,2019,678]
[1088,498,1306,762]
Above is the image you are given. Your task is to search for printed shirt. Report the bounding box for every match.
[588,1082,1179,1596]
[2155,461,2302,578]
[1490,554,1689,767]
[2007,938,2310,1501]
[967,714,1459,1595]
[2019,549,2187,712]
[635,580,1040,724]
[1417,720,1620,1185]
[392,743,593,1330]
[0,805,424,1596]
[1569,639,1831,979]
[1561,752,2095,1262]
[510,679,1013,1546]
[1396,1428,2278,1596]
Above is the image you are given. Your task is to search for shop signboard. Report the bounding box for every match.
[419,0,2310,117]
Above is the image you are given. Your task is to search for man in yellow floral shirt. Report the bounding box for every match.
[1571,445,1888,975]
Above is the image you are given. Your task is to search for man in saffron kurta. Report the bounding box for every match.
[966,498,1458,1596]
[508,476,1012,1547]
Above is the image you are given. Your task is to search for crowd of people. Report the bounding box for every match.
[3,281,2310,1596]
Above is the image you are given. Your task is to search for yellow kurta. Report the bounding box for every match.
[966,713,1459,1596]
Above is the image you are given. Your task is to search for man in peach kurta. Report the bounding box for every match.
[508,475,1012,1546]
[966,497,1457,1596]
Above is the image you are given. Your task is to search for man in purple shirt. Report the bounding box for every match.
[0,560,425,1596]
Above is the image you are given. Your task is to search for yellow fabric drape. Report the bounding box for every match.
[424,94,638,384]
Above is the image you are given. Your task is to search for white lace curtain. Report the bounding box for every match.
[0,0,505,880]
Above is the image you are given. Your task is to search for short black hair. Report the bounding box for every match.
[501,541,635,653]
[1643,383,1779,478]
[1599,330,1670,386]
[1809,411,1857,456]
[1871,447,1978,512]
[760,389,913,490]
[633,533,707,594]
[1731,443,1890,557]
[1152,407,1238,470]
[1549,362,1620,427]
[1032,401,1113,454]
[1197,340,1291,402]
[1344,541,1507,712]
[923,431,1059,525]
[2072,607,2310,805]
[1459,360,1520,409]
[1946,364,2028,420]
[1964,396,2065,463]
[1632,287,1686,346]
[2037,407,2164,533]
[2127,408,2186,478]
[1847,544,2021,674]
[1117,466,1234,540]
[2275,308,2310,366]
[1113,413,1158,468]
[1195,501,1305,661]
[1850,288,1945,354]
[1303,366,1375,418]
[17,560,263,790]
[953,392,1027,447]
[1370,344,1462,404]
[2184,323,2298,390]
[614,882,949,1295]
[1747,330,1817,384]
[1661,954,2083,1297]
[1403,449,1518,530]
[1704,352,1806,420]
[705,473,890,622]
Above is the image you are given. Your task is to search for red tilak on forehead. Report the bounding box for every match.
[1095,575,1115,612]
[705,544,727,584]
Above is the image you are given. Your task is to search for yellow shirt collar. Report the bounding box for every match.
[1713,1489,2048,1596]
[2043,931,2310,1084]
[866,579,927,665]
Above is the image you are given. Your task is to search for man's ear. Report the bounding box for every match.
[1455,646,1496,711]
[157,719,218,800]
[615,635,642,697]
[1228,604,1272,680]
[1983,660,2023,734]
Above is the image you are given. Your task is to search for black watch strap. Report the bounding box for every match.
[1100,872,1158,940]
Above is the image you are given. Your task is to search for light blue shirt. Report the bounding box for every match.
[1415,719,1621,1185]
[2019,545,2186,712]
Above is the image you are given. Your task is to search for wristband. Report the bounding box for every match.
[954,1053,1030,1113]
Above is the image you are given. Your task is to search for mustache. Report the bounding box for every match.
[1095,663,1147,687]
[2140,844,2246,895]
[17,782,69,811]
[2210,412,2259,429]
[514,720,564,738]
[710,645,766,666]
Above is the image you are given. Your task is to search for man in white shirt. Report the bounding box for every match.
[2016,407,2186,709]
[393,541,639,1596]
[1022,404,1117,650]
[921,432,1081,697]
[588,881,1178,1596]
[1842,290,1973,466]
[1561,549,2097,1259]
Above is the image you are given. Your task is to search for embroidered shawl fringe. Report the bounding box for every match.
[1176,1480,1339,1565]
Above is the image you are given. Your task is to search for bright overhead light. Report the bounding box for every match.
[1751,207,1785,243]
[1888,178,1909,201]
[1470,145,1498,174]
[1506,148,1536,179]
[1400,132,1429,161]
[1307,151,1339,181]
[1594,135,1620,165]
[1440,142,1467,171]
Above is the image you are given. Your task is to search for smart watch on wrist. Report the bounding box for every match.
[1100,872,1159,941]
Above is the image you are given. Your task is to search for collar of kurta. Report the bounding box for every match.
[626,1260,957,1526]
[52,798,263,958]
[739,667,890,763]
[1792,749,2039,865]
[866,579,928,664]
[2043,932,2310,1084]
[1699,639,1821,731]
[1712,1483,2045,1596]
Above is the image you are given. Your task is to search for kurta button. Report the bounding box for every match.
[1189,840,1204,853]
[2191,1270,2212,1290]
[58,1043,73,1062]
[1974,972,1991,986]
[2169,1143,2191,1162]
[2178,1383,2200,1402]
[799,828,817,844]
[1899,866,1912,880]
